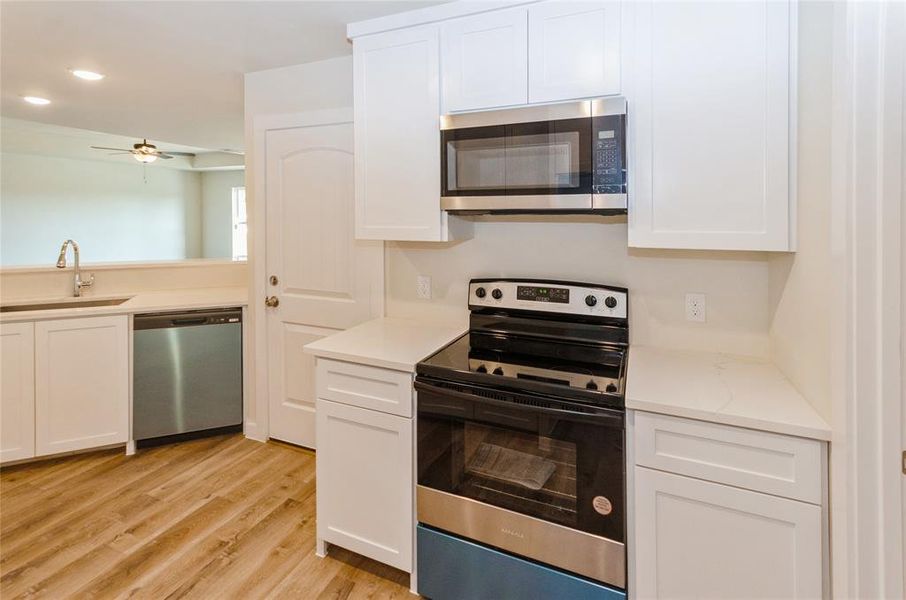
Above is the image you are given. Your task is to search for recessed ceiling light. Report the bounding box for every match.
[70,69,105,81]
[22,96,51,105]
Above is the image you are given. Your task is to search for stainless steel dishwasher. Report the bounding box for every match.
[133,308,243,447]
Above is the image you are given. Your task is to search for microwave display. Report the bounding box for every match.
[516,285,570,303]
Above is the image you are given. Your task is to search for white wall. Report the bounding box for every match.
[0,152,203,265]
[387,223,771,355]
[767,1,835,421]
[202,170,245,258]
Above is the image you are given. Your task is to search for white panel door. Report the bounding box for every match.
[442,8,528,112]
[626,0,794,251]
[316,398,413,571]
[634,467,823,599]
[527,1,621,103]
[1,322,35,463]
[354,24,448,241]
[34,316,128,456]
[264,112,383,449]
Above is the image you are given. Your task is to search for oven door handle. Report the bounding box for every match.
[414,380,624,427]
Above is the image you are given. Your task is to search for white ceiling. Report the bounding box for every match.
[0,1,444,151]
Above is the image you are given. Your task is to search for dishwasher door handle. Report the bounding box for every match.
[171,317,208,326]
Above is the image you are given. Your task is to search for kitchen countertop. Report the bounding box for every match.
[303,316,468,373]
[626,346,831,441]
[0,286,248,322]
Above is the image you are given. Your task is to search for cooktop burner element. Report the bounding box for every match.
[417,278,629,408]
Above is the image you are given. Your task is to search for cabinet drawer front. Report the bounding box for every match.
[633,412,823,504]
[316,358,413,417]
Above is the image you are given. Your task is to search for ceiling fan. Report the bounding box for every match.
[90,139,195,163]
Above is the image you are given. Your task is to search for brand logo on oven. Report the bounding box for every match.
[500,527,525,539]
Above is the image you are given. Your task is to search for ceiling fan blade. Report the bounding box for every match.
[108,152,134,155]
[157,154,175,159]
[159,151,195,157]
[91,146,132,152]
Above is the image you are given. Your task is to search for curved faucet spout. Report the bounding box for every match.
[55,240,93,297]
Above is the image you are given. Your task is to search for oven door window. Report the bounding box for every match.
[441,118,592,197]
[417,386,624,543]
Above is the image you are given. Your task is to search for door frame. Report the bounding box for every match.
[828,1,904,597]
[247,108,359,442]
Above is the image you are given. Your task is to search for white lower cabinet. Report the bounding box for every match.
[633,467,823,599]
[34,315,129,456]
[0,322,36,462]
[316,395,413,572]
[630,411,826,599]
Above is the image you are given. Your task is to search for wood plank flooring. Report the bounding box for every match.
[0,434,412,599]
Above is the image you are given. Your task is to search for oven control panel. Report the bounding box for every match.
[469,280,627,320]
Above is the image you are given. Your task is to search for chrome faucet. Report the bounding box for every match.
[56,239,94,297]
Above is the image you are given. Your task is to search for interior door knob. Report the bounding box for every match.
[265,296,280,308]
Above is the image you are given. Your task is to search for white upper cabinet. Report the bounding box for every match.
[354,25,467,242]
[441,8,528,112]
[527,1,622,103]
[1,322,35,463]
[626,0,795,251]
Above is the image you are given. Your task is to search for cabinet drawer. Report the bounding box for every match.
[633,412,823,504]
[316,358,413,417]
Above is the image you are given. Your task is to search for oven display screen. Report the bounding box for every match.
[516,285,569,304]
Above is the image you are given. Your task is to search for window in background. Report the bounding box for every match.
[231,187,248,261]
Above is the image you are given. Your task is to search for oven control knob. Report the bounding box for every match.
[475,287,487,299]
[475,364,488,373]
[586,380,598,390]
[491,288,503,300]
[605,383,618,393]
[604,296,618,309]
[585,295,597,307]
[492,367,504,376]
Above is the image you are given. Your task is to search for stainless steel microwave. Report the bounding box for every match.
[440,97,627,215]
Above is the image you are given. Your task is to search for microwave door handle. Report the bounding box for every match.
[414,380,623,427]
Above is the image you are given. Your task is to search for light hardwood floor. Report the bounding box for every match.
[0,434,412,599]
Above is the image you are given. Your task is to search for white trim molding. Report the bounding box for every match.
[829,1,905,598]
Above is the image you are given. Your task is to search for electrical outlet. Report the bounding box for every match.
[416,275,432,300]
[685,293,706,322]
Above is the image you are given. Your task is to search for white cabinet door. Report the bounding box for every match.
[626,0,794,251]
[354,25,458,242]
[442,8,528,112]
[1,322,35,463]
[634,467,822,599]
[35,315,129,456]
[316,398,413,571]
[527,1,621,103]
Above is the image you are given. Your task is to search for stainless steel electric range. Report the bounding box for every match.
[415,278,628,600]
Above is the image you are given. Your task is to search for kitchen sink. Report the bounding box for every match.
[0,297,132,313]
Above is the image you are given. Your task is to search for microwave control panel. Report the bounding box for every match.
[592,113,626,195]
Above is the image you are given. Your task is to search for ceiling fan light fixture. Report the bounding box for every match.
[70,69,105,81]
[22,96,51,105]
[134,153,158,164]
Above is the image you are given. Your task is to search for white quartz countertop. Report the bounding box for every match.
[626,346,831,441]
[303,316,468,373]
[0,286,248,322]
